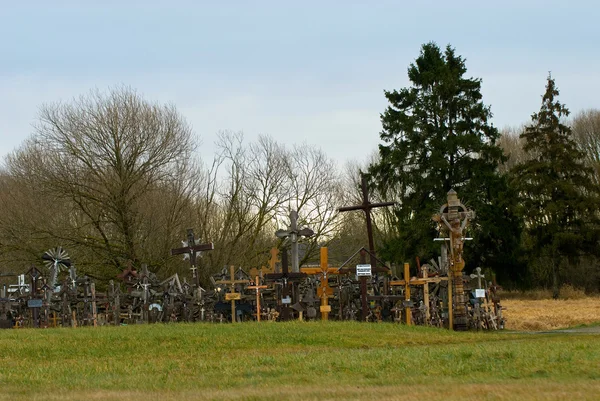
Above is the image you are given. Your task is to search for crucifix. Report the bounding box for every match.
[171,228,214,289]
[265,249,307,321]
[216,266,250,323]
[275,211,314,273]
[247,276,268,322]
[432,189,474,331]
[300,247,339,320]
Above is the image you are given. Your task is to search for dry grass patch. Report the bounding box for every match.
[503,297,600,331]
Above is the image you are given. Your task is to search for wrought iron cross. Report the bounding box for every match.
[171,228,214,288]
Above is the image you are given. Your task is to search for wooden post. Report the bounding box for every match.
[447,274,453,331]
[403,263,411,325]
[320,248,331,320]
[421,265,430,323]
[91,282,97,327]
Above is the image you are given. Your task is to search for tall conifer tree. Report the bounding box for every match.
[511,74,600,297]
[369,42,522,281]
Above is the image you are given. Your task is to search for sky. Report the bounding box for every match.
[1,1,599,167]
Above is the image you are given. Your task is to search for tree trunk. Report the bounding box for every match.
[551,257,560,299]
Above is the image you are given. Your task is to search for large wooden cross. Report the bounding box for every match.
[171,228,214,289]
[338,174,395,269]
[300,247,339,320]
[216,266,250,323]
[265,249,306,320]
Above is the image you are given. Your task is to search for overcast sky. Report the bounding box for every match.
[1,1,599,167]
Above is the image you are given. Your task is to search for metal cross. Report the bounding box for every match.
[275,210,314,273]
[171,228,214,288]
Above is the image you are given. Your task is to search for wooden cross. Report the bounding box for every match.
[216,265,250,323]
[300,247,339,320]
[265,249,306,320]
[338,174,395,269]
[247,276,268,322]
[390,263,450,327]
[171,228,214,289]
[250,247,279,278]
[275,211,314,273]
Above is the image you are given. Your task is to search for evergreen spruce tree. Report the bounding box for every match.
[369,42,522,282]
[511,74,600,298]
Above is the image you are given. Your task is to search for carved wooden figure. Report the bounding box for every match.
[432,189,474,330]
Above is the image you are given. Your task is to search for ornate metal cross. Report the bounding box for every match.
[171,228,214,288]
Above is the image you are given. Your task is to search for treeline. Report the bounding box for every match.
[1,42,599,295]
[367,43,600,297]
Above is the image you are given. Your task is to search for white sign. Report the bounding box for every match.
[475,289,486,298]
[356,264,372,277]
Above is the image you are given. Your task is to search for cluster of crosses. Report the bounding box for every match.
[0,176,504,331]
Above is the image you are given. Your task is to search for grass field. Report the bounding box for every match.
[1,321,599,401]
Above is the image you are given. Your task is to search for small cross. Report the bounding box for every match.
[247,276,268,322]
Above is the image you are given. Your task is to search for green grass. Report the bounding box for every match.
[1,322,599,400]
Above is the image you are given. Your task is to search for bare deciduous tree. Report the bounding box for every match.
[571,109,600,184]
[3,87,198,277]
